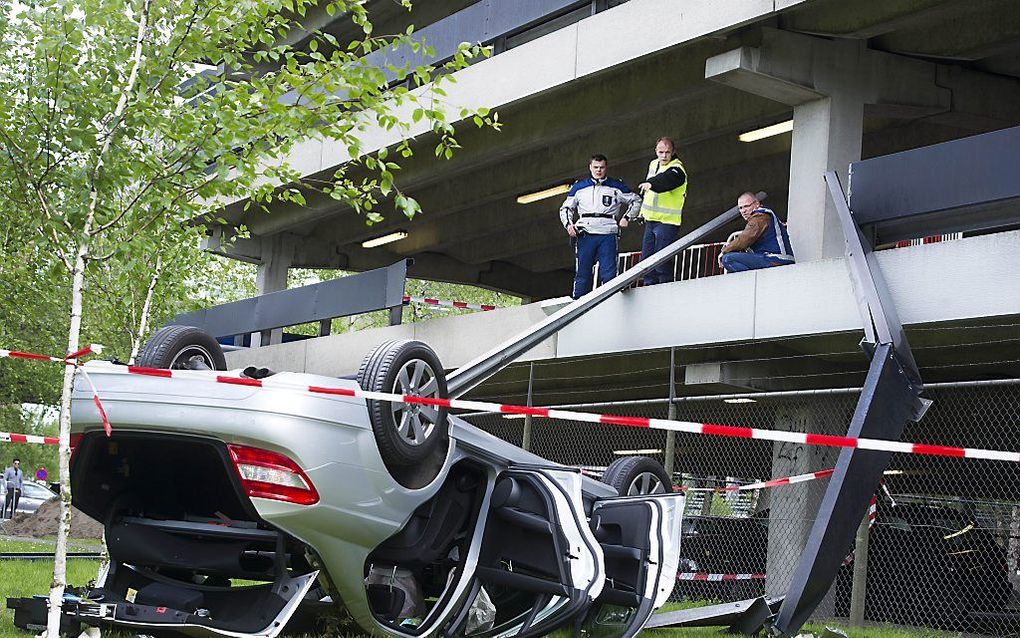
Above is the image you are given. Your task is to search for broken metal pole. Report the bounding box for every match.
[664,347,678,478]
[522,362,535,451]
[771,173,925,636]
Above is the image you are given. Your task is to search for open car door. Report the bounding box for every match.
[580,493,685,638]
[445,467,605,638]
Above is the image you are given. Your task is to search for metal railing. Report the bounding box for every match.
[615,242,726,284]
[610,232,963,285]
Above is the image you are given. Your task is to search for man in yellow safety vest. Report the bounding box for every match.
[637,137,687,285]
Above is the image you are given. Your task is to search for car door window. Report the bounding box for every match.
[22,483,53,499]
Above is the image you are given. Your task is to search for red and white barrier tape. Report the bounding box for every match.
[109,365,1020,462]
[675,469,834,493]
[0,344,102,364]
[77,366,112,437]
[402,295,497,312]
[677,572,766,582]
[0,344,110,437]
[6,347,1020,463]
[0,432,59,446]
[842,493,879,566]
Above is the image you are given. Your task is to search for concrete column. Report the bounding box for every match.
[787,91,864,262]
[254,236,291,346]
[765,402,840,602]
[706,31,956,264]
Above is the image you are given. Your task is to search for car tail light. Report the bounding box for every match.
[227,444,319,505]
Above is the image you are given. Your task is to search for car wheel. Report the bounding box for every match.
[602,456,671,496]
[136,326,227,371]
[357,340,449,467]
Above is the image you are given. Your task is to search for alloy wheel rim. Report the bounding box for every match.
[171,345,216,370]
[390,358,441,446]
[626,471,667,495]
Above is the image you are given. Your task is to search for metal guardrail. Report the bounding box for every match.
[613,232,962,286]
[0,552,102,560]
[169,259,410,346]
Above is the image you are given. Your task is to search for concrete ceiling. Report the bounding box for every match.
[212,0,1020,300]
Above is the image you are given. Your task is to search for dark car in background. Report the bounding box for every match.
[675,511,769,601]
[675,502,1014,633]
[835,503,1015,632]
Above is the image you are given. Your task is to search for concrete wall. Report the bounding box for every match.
[225,230,1020,375]
[224,301,557,374]
[557,229,1020,358]
[238,0,807,197]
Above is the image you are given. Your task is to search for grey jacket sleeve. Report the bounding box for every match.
[559,194,578,228]
[620,191,643,219]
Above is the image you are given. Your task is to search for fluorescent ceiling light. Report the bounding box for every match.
[517,184,571,205]
[738,120,793,143]
[502,414,527,420]
[883,469,905,476]
[723,398,757,404]
[613,448,663,456]
[361,231,408,248]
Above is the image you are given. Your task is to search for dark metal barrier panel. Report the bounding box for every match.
[170,259,408,339]
[849,124,1020,244]
[773,345,918,634]
[771,174,927,636]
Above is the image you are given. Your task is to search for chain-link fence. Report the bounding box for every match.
[461,379,1020,636]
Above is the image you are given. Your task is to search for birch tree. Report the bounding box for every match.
[0,0,497,633]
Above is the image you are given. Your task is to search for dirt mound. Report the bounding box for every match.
[4,498,103,539]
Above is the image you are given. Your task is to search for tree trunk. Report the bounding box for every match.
[128,251,163,364]
[45,242,88,638]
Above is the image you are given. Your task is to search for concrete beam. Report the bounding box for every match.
[684,356,868,393]
[556,230,1020,358]
[705,47,824,106]
[869,0,1020,60]
[220,0,813,236]
[706,28,955,262]
[778,0,962,39]
[706,28,950,112]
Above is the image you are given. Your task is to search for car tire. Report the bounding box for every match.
[136,326,227,371]
[602,456,672,496]
[357,340,449,467]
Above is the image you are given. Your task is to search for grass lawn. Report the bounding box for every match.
[0,537,103,553]
[0,558,100,638]
[0,552,963,638]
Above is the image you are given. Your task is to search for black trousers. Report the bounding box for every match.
[3,488,20,518]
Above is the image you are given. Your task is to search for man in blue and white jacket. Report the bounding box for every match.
[559,154,642,298]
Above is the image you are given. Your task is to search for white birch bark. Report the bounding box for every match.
[45,240,88,636]
[44,1,151,634]
[128,250,163,364]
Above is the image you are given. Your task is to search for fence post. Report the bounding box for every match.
[522,362,535,452]
[849,511,871,627]
[664,347,677,479]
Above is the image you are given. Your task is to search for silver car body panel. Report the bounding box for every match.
[69,362,620,636]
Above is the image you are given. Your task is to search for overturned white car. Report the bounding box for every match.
[12,327,683,638]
